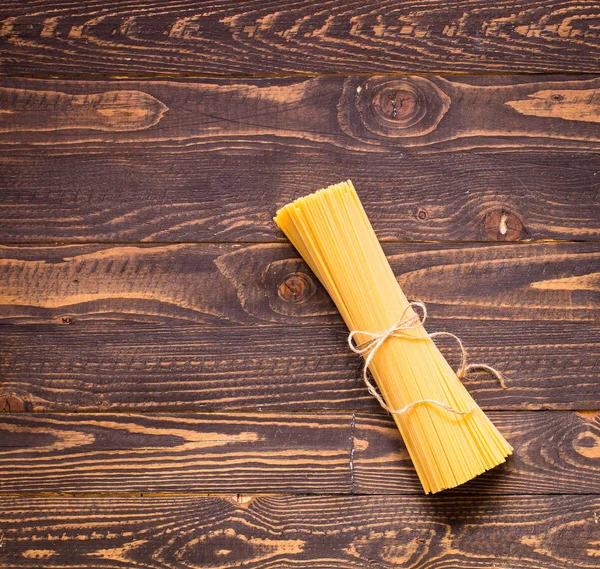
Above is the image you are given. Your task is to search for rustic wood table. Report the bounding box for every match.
[1,2,599,568]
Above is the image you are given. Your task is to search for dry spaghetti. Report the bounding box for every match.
[274,180,512,494]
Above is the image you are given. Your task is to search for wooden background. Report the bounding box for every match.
[0,1,599,568]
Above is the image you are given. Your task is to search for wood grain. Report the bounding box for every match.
[3,148,599,244]
[1,319,598,412]
[2,496,600,569]
[1,242,597,325]
[353,411,600,495]
[1,1,598,562]
[2,1,600,75]
[2,75,599,243]
[1,242,597,410]
[3,76,600,154]
[0,411,599,495]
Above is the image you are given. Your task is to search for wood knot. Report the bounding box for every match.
[234,494,256,508]
[0,394,30,413]
[574,430,600,459]
[484,209,524,241]
[375,87,419,123]
[353,76,450,139]
[278,272,316,304]
[60,316,73,325]
[416,208,428,221]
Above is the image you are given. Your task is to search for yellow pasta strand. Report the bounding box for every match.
[274,180,512,494]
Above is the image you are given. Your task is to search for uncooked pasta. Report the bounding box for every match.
[274,180,512,494]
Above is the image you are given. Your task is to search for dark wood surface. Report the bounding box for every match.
[1,3,599,568]
[2,496,600,569]
[3,147,600,244]
[2,75,600,243]
[2,318,598,412]
[2,1,600,75]
[1,411,599,495]
[1,242,598,411]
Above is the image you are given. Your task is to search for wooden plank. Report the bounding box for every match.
[0,412,352,495]
[2,75,600,243]
[3,148,599,244]
[3,76,600,153]
[3,496,599,569]
[353,411,600,495]
[2,2,600,75]
[0,411,598,495]
[1,242,597,325]
[1,319,598,412]
[1,242,597,411]
[1,496,599,569]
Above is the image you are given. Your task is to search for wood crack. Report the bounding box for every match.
[349,412,356,494]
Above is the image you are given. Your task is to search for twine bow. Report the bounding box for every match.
[348,301,506,418]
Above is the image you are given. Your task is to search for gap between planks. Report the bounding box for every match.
[3,71,600,81]
[0,409,595,415]
[0,239,596,246]
[4,491,600,498]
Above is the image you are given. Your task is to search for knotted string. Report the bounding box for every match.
[348,301,506,418]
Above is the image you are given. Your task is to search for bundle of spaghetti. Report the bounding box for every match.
[274,180,512,494]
